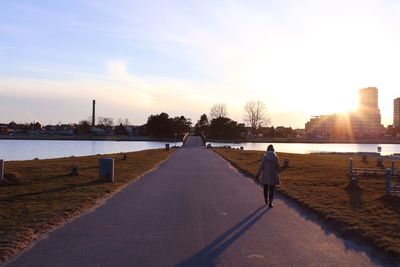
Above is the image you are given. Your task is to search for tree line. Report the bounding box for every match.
[143,100,270,139]
[3,100,293,139]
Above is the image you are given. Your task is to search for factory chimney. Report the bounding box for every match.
[92,100,96,127]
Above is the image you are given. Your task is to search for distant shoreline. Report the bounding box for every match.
[1,134,400,144]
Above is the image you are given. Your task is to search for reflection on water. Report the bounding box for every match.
[0,140,182,161]
[209,142,400,156]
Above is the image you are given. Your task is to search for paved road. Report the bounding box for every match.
[6,137,390,266]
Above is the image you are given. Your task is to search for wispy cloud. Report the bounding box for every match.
[21,66,112,81]
[1,0,399,126]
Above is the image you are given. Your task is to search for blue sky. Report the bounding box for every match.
[1,0,400,127]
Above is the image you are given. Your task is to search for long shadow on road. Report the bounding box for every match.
[175,206,269,267]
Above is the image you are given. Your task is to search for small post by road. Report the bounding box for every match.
[385,168,392,195]
[376,157,384,168]
[348,158,353,182]
[99,158,114,182]
[283,159,290,168]
[165,144,170,151]
[70,164,79,176]
[391,160,395,171]
[0,159,3,182]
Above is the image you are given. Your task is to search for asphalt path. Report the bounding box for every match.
[6,137,391,266]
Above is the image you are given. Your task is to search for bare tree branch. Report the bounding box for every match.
[244,101,270,132]
[97,117,114,127]
[209,103,228,119]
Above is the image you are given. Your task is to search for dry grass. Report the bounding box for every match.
[0,149,173,262]
[213,148,400,258]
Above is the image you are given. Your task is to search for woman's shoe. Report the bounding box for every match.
[268,201,274,208]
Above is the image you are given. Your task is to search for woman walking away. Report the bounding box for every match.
[255,144,281,208]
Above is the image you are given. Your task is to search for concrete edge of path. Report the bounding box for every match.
[1,150,177,266]
[211,149,399,265]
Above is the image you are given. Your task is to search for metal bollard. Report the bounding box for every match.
[99,158,114,182]
[385,168,392,195]
[0,159,3,182]
[165,144,170,151]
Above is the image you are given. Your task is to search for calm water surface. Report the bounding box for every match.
[0,140,182,161]
[0,140,399,161]
[210,142,400,156]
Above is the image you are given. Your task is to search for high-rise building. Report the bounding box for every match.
[394,98,400,128]
[305,87,382,138]
[359,87,378,111]
[355,87,381,136]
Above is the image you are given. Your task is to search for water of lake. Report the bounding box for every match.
[209,142,400,156]
[0,140,399,161]
[0,140,182,161]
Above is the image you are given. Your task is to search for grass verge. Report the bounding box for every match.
[0,149,173,263]
[213,148,400,259]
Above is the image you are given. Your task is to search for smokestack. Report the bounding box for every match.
[92,100,96,127]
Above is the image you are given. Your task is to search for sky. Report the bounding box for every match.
[1,0,400,128]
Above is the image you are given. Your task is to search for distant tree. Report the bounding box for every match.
[29,121,42,130]
[115,123,129,135]
[257,126,275,137]
[194,114,209,135]
[171,116,192,136]
[275,126,293,138]
[145,112,170,137]
[76,120,91,134]
[8,121,17,129]
[144,112,191,138]
[117,118,130,126]
[244,101,270,133]
[98,117,114,127]
[209,103,228,120]
[209,117,245,139]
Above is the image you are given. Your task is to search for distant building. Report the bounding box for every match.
[394,98,400,128]
[305,87,382,138]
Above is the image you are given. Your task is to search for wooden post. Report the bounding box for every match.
[0,159,3,182]
[70,164,79,176]
[385,168,392,195]
[348,158,353,182]
[391,160,395,171]
[165,144,170,151]
[376,157,384,168]
[99,158,114,182]
[283,159,290,168]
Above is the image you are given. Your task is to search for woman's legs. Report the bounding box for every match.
[263,185,269,205]
[268,185,275,201]
[268,185,275,207]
